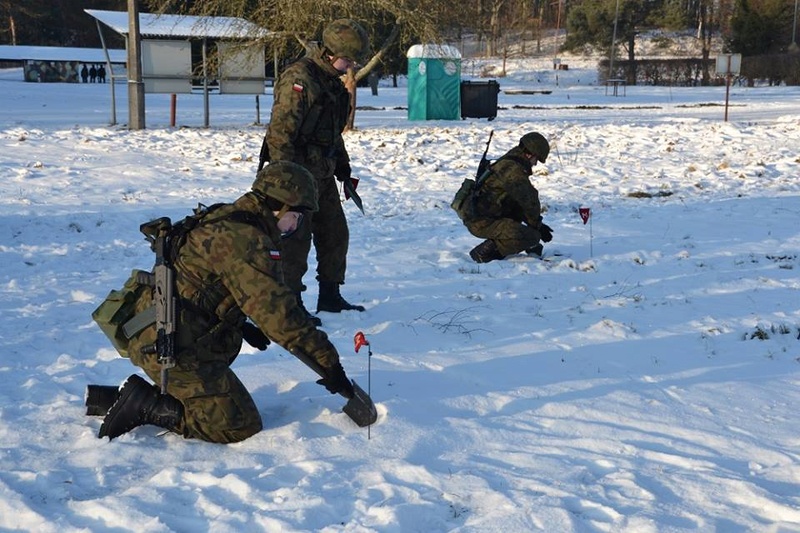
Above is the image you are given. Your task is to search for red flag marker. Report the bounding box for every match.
[354,331,370,353]
[579,206,591,225]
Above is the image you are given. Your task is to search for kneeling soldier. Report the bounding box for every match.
[452,132,555,263]
[90,161,363,443]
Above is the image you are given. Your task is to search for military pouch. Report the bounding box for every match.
[451,178,476,218]
[91,269,152,358]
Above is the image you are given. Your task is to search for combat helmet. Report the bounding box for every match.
[322,19,369,61]
[252,161,318,212]
[520,132,550,163]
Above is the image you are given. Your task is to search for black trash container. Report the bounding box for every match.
[460,80,500,120]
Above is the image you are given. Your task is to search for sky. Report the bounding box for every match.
[1,55,799,532]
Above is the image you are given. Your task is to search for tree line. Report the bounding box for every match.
[2,0,797,83]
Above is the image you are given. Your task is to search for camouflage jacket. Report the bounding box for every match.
[266,51,350,180]
[168,193,341,370]
[472,145,542,227]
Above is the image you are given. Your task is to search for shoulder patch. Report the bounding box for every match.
[269,249,281,260]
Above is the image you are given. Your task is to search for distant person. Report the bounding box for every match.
[81,64,89,83]
[89,161,368,443]
[89,64,97,83]
[451,132,554,263]
[98,65,106,83]
[368,69,379,96]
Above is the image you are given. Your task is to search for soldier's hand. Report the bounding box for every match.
[242,322,270,350]
[334,160,352,182]
[540,223,554,243]
[316,362,355,399]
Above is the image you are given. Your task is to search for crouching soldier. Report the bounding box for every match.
[452,132,555,263]
[89,161,373,443]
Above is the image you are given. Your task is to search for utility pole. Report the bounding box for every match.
[127,0,146,129]
[608,0,621,80]
[791,0,799,52]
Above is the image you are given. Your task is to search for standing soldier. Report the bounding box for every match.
[91,161,369,443]
[453,132,555,263]
[260,19,370,326]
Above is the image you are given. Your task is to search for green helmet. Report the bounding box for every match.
[520,132,550,163]
[252,161,318,212]
[322,19,369,61]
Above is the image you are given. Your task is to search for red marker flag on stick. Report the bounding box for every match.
[579,206,591,225]
[353,331,375,438]
[354,331,370,353]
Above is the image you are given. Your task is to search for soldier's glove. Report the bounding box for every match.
[335,159,352,181]
[539,223,554,243]
[242,321,270,351]
[316,362,355,399]
[334,160,359,200]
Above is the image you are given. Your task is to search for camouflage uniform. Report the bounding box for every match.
[463,145,546,257]
[265,47,351,292]
[106,162,352,444]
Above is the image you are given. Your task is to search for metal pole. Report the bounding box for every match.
[202,38,210,128]
[609,0,621,80]
[724,56,731,121]
[127,0,145,130]
[94,19,117,126]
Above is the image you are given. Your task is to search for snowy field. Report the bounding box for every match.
[1,56,799,532]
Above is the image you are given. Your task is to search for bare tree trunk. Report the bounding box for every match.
[9,14,16,45]
[344,68,357,132]
[627,34,636,84]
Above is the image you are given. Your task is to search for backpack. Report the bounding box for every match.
[450,178,476,220]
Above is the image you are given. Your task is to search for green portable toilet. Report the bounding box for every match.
[407,44,461,120]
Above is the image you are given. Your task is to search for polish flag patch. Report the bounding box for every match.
[292,83,304,92]
[269,249,281,260]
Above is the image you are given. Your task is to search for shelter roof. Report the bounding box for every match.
[407,45,462,59]
[0,45,126,63]
[85,9,270,40]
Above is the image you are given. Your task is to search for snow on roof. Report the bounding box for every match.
[85,9,270,40]
[406,44,462,59]
[0,45,126,63]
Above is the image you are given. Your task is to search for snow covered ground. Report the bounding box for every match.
[1,57,799,532]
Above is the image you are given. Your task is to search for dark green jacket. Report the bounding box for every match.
[472,145,541,227]
[129,194,341,374]
[266,52,350,180]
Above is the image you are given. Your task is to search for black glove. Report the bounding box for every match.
[316,362,354,398]
[242,322,270,351]
[539,223,553,243]
[334,159,352,182]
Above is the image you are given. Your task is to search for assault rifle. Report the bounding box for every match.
[140,217,176,395]
[475,130,494,184]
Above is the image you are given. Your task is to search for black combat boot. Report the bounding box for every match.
[296,292,322,327]
[85,384,120,416]
[317,281,365,313]
[469,240,504,263]
[526,243,544,258]
[98,374,184,440]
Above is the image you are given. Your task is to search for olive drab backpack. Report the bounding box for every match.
[451,131,494,221]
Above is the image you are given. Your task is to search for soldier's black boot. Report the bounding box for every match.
[469,240,504,263]
[526,243,544,258]
[85,384,120,416]
[317,281,365,313]
[296,292,322,327]
[98,374,184,440]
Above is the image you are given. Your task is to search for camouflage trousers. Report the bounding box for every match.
[465,217,541,257]
[129,339,262,444]
[281,176,349,292]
